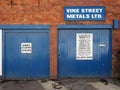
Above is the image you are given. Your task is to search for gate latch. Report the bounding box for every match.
[99,42,106,47]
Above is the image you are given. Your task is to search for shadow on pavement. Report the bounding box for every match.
[54,78,99,90]
[0,80,45,90]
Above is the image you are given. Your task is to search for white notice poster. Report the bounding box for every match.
[21,43,32,53]
[76,33,93,60]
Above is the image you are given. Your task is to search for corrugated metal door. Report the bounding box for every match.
[5,31,49,78]
[58,29,112,77]
[27,32,49,78]
[6,33,27,78]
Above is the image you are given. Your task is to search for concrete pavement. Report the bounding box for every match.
[0,78,120,90]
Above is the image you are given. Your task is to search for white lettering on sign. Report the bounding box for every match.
[67,14,102,19]
[91,14,102,18]
[76,33,93,60]
[81,8,103,13]
[66,9,79,13]
[21,43,32,53]
[67,14,90,19]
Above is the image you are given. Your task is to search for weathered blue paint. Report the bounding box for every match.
[113,20,119,29]
[58,24,112,29]
[6,32,27,78]
[27,32,49,78]
[58,25,112,77]
[0,24,50,30]
[2,25,50,79]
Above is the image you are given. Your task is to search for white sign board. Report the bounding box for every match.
[21,43,32,53]
[76,33,93,60]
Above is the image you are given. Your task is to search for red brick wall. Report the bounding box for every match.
[0,0,120,78]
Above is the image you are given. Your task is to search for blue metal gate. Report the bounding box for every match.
[2,25,50,79]
[58,25,112,77]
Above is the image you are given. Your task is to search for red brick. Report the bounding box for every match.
[50,25,58,79]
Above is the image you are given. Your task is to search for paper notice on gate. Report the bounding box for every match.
[76,33,93,60]
[21,43,32,53]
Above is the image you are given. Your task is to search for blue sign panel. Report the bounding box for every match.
[64,6,105,21]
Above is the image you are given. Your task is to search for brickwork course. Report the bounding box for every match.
[0,0,120,78]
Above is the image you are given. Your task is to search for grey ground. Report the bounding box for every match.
[0,78,120,90]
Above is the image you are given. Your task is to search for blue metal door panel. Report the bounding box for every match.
[99,30,112,75]
[5,31,49,79]
[6,33,27,78]
[58,29,111,77]
[27,32,49,78]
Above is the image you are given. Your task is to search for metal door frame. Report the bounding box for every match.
[58,24,112,77]
[0,24,50,79]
